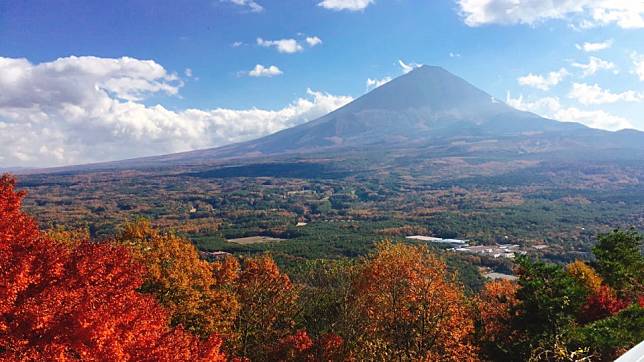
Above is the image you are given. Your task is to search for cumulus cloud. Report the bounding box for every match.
[517,68,569,91]
[572,56,616,77]
[318,0,373,11]
[552,107,634,131]
[0,56,352,167]
[568,83,643,105]
[506,92,633,131]
[458,0,644,29]
[632,52,644,81]
[305,36,323,47]
[257,37,304,54]
[398,59,421,74]
[247,64,283,77]
[575,39,613,52]
[366,76,392,91]
[506,94,562,116]
[224,0,263,13]
[0,56,182,106]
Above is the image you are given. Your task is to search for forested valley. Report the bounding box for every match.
[2,175,643,361]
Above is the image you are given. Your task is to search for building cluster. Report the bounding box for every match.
[406,235,543,259]
[405,235,468,246]
[454,244,528,259]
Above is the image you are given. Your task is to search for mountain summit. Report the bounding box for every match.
[193,65,580,159]
[342,65,512,115]
[56,65,643,170]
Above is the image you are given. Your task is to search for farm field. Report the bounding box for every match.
[227,236,286,245]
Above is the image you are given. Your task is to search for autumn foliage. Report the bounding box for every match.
[0,175,225,360]
[2,173,643,361]
[0,174,478,361]
[115,219,307,360]
[233,255,301,360]
[477,279,519,341]
[579,285,629,323]
[566,260,603,293]
[349,241,478,361]
[116,220,239,338]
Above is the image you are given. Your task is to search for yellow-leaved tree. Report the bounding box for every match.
[116,220,239,338]
[349,241,478,361]
[566,260,603,293]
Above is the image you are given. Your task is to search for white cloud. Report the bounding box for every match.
[575,39,613,52]
[505,94,561,116]
[399,59,421,74]
[224,0,263,13]
[449,52,462,58]
[232,41,243,47]
[457,1,644,29]
[568,83,643,105]
[365,60,421,93]
[552,107,633,131]
[257,37,304,54]
[256,36,320,52]
[184,68,193,77]
[0,56,181,105]
[632,52,644,81]
[591,3,644,29]
[247,64,283,77]
[366,76,392,91]
[0,56,353,167]
[572,56,616,77]
[517,68,569,91]
[305,36,323,47]
[318,0,373,11]
[506,92,633,131]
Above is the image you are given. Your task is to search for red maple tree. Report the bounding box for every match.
[0,175,225,361]
[579,285,629,323]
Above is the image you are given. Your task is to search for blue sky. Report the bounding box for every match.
[1,0,643,167]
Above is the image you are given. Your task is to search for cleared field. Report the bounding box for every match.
[227,236,286,245]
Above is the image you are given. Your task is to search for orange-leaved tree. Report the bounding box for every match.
[349,241,478,361]
[0,175,225,361]
[476,279,519,361]
[233,255,300,360]
[116,219,239,338]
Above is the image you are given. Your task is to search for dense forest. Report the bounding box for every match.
[18,157,644,269]
[2,174,643,361]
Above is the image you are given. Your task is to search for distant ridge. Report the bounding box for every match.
[26,65,644,172]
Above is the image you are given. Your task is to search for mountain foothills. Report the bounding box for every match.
[3,66,644,360]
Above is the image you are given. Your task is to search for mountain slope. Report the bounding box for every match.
[162,65,591,161]
[34,65,644,172]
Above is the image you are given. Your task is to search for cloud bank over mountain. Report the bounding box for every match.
[0,56,352,167]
